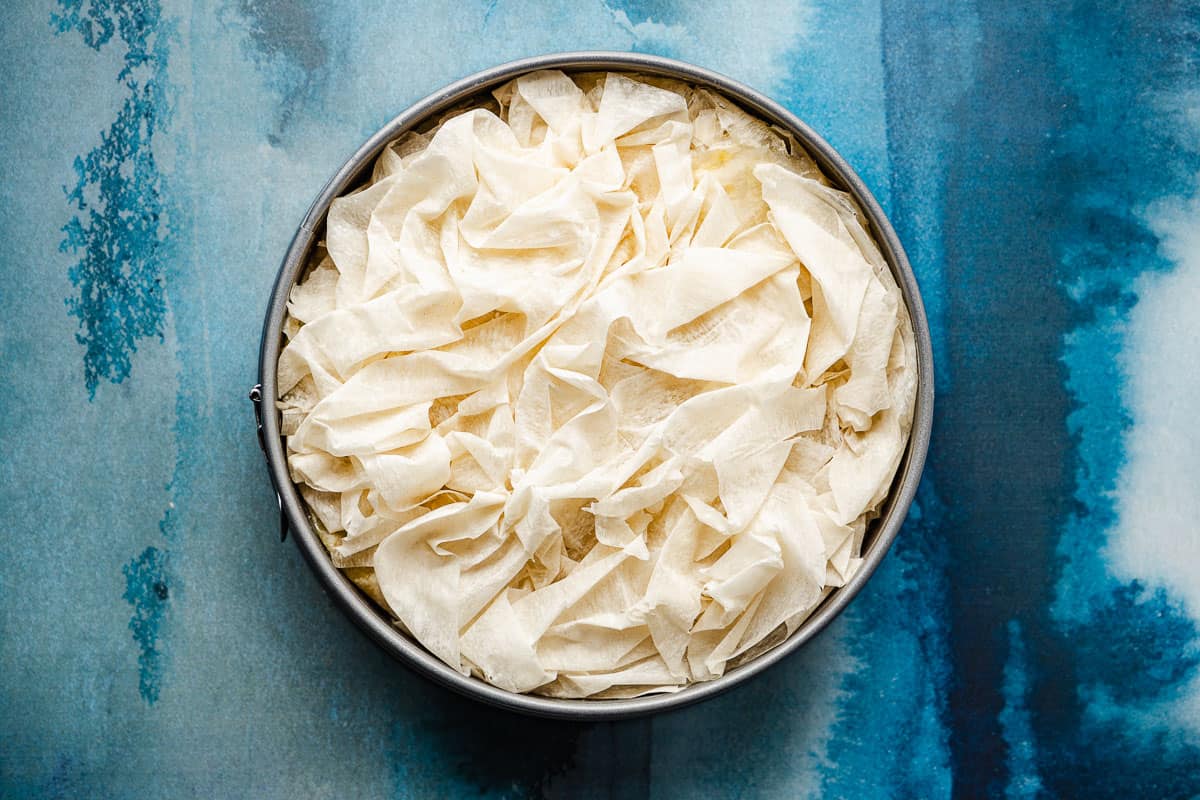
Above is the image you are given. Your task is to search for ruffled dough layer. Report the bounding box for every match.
[278,70,917,698]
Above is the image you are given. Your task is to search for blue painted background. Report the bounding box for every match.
[2,1,1199,796]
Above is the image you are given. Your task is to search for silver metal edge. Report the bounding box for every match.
[257,51,935,721]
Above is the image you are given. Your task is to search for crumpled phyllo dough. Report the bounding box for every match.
[278,71,917,698]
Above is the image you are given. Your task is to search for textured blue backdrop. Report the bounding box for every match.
[2,1,1199,797]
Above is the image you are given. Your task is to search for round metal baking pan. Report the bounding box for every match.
[253,51,934,720]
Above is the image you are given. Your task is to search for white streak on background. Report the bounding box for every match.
[1110,181,1200,735]
[1113,188,1200,611]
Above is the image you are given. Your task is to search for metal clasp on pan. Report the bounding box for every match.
[249,384,289,542]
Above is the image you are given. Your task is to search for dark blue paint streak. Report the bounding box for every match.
[998,623,1041,799]
[121,546,171,704]
[52,0,179,708]
[882,0,1200,796]
[52,0,173,399]
[939,0,1079,781]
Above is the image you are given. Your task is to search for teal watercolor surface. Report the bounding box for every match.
[2,1,1199,796]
